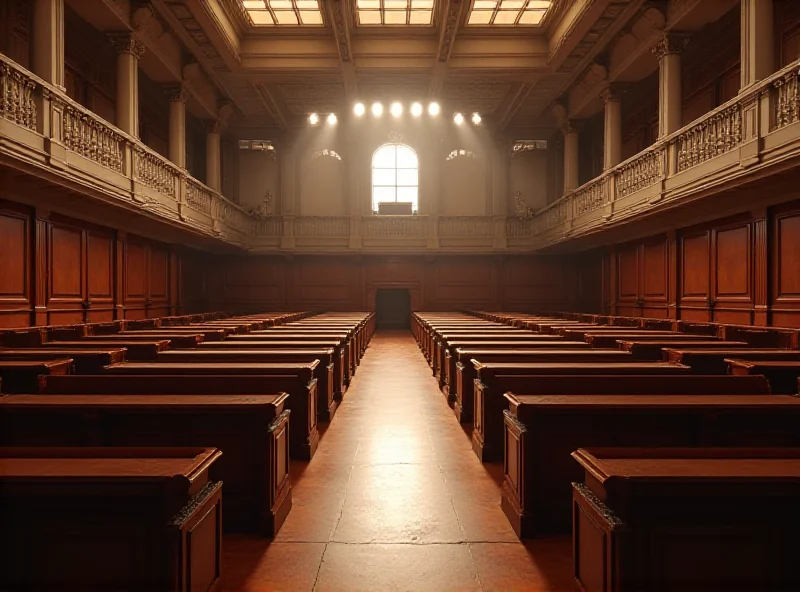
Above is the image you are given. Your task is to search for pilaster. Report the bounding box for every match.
[601,85,626,170]
[164,84,189,168]
[652,34,689,138]
[32,0,65,89]
[109,33,145,137]
[740,0,774,91]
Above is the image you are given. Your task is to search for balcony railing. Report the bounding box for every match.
[531,60,800,246]
[0,54,249,244]
[4,54,800,254]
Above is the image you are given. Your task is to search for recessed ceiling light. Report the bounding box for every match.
[472,112,482,124]
[390,102,403,118]
[354,102,365,116]
[309,113,319,125]
[410,102,423,117]
[428,102,440,116]
[453,112,464,125]
[327,113,338,125]
[371,102,384,117]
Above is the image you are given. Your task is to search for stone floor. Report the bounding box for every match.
[220,331,573,591]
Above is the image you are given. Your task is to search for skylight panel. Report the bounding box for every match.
[356,0,434,26]
[239,0,324,26]
[466,0,552,26]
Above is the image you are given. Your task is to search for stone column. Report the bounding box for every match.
[652,34,689,138]
[205,120,221,192]
[601,85,626,170]
[165,85,188,168]
[740,0,774,90]
[109,33,145,137]
[562,121,581,193]
[32,0,65,89]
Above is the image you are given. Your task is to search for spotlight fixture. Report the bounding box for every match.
[354,103,365,117]
[390,101,403,118]
[428,102,440,116]
[308,113,319,125]
[410,102,423,117]
[472,112,482,125]
[453,112,464,125]
[371,102,384,117]
[327,113,338,125]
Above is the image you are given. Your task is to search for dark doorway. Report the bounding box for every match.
[375,289,411,330]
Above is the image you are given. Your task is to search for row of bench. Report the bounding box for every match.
[0,311,375,591]
[413,311,800,590]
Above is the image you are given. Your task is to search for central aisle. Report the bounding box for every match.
[221,331,572,591]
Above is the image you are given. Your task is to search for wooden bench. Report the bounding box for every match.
[502,394,800,537]
[727,359,800,394]
[77,333,202,349]
[1,394,290,536]
[425,329,537,370]
[0,347,126,374]
[572,447,800,591]
[120,328,224,341]
[0,446,223,591]
[158,348,339,421]
[0,359,73,393]
[452,349,632,423]
[101,362,320,459]
[664,348,800,374]
[471,361,693,462]
[618,339,748,360]
[197,339,346,397]
[42,339,169,361]
[585,332,719,349]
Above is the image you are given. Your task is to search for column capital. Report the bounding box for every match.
[600,83,628,104]
[108,32,145,59]
[561,119,582,135]
[651,33,690,60]
[204,119,222,135]
[163,83,189,103]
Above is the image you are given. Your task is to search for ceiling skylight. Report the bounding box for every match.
[240,0,324,26]
[467,0,552,26]
[356,0,435,26]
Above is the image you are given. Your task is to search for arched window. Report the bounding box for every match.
[372,144,418,214]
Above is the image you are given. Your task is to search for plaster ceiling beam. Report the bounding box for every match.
[429,0,464,96]
[326,0,358,98]
[66,0,131,30]
[255,83,291,130]
[131,5,184,83]
[170,0,243,71]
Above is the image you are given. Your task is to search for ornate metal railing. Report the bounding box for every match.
[295,216,350,238]
[0,59,37,130]
[438,216,493,238]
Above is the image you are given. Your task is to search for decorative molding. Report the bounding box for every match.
[651,33,690,60]
[107,32,146,59]
[163,83,189,103]
[600,83,628,103]
[329,0,351,62]
[561,119,582,135]
[437,0,463,63]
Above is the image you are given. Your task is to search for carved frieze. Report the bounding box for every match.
[438,0,463,62]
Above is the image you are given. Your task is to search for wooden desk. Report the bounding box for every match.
[0,446,223,591]
[158,348,339,421]
[572,447,800,591]
[227,333,355,379]
[502,394,800,537]
[102,362,320,459]
[117,331,211,345]
[0,347,126,374]
[452,349,631,423]
[727,359,800,394]
[472,362,691,461]
[78,333,201,349]
[0,359,73,393]
[585,332,716,349]
[197,340,346,397]
[43,339,169,361]
[665,348,800,374]
[617,339,747,360]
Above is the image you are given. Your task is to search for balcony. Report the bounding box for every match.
[531,61,800,248]
[4,54,800,255]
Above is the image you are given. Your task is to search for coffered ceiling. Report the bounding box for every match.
[150,0,652,137]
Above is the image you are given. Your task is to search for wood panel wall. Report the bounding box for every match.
[596,201,800,327]
[206,254,580,313]
[0,200,197,328]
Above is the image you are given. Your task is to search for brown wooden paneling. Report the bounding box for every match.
[87,231,115,322]
[771,205,800,327]
[47,223,84,324]
[125,241,148,301]
[0,206,31,328]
